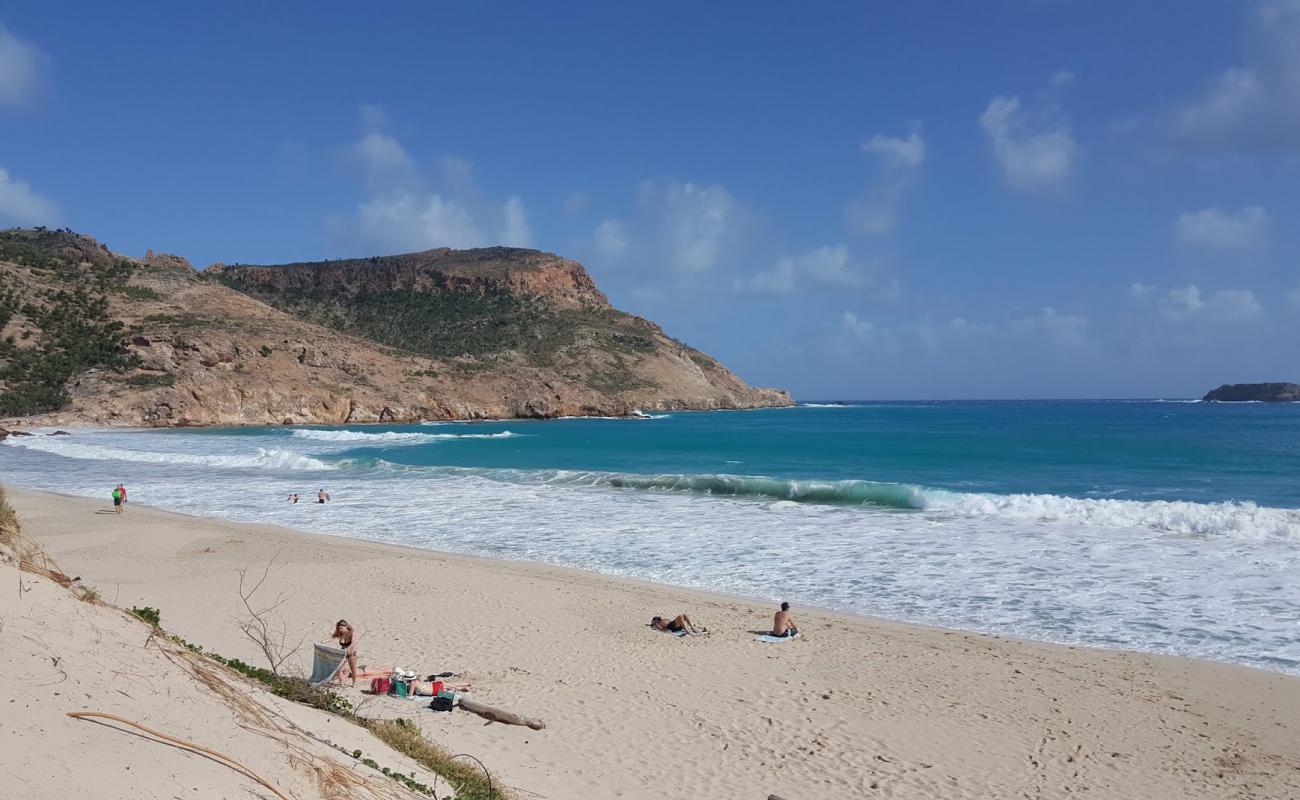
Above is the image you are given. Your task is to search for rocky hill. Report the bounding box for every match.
[1202,383,1300,402]
[0,228,790,427]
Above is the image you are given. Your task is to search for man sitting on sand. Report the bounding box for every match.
[651,613,698,634]
[772,601,798,638]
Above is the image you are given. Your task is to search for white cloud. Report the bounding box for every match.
[979,95,1077,192]
[353,193,485,252]
[840,311,874,340]
[334,108,532,253]
[1171,1,1300,153]
[499,195,531,247]
[1174,206,1269,249]
[352,131,418,193]
[860,131,926,169]
[638,180,741,273]
[847,128,925,235]
[1050,69,1077,87]
[1286,285,1300,310]
[592,219,627,259]
[1139,283,1266,323]
[0,23,48,108]
[737,245,863,294]
[0,166,60,226]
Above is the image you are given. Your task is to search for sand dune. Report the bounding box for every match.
[5,485,1300,799]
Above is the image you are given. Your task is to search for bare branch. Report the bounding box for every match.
[234,550,304,676]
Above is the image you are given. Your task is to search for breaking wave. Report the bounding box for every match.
[291,429,520,443]
[2,436,334,471]
[402,465,1300,540]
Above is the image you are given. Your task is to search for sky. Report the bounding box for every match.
[1,1,1298,400]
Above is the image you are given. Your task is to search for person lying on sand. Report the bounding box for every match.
[772,601,798,638]
[651,613,698,634]
[329,619,358,686]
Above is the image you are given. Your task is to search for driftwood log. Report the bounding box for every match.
[457,695,546,730]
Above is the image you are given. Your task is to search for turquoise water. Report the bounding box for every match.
[4,401,1299,672]
[276,401,1300,508]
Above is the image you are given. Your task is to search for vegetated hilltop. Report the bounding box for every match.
[0,228,790,427]
[1202,383,1300,402]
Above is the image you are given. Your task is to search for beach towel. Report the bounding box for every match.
[309,642,348,687]
[755,632,800,643]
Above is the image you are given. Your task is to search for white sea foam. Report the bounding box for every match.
[291,429,520,443]
[925,491,1300,541]
[3,435,334,471]
[798,403,863,408]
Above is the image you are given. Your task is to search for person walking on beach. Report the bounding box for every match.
[772,602,798,638]
[317,488,330,504]
[111,484,125,514]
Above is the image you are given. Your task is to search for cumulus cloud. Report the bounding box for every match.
[979,95,1077,192]
[737,245,864,294]
[839,311,875,340]
[333,107,531,252]
[499,195,531,247]
[1174,206,1269,249]
[637,179,743,273]
[591,219,627,260]
[0,23,48,108]
[860,131,926,170]
[1131,283,1266,323]
[0,166,60,226]
[1171,0,1300,153]
[847,128,925,235]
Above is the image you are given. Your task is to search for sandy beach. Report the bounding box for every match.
[5,485,1299,799]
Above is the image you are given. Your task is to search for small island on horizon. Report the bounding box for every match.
[1202,383,1300,402]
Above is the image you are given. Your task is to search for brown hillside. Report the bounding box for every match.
[0,229,790,427]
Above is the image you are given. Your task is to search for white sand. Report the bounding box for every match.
[5,486,1300,799]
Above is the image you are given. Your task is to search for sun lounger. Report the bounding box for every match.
[309,642,348,687]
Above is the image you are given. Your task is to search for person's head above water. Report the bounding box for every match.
[781,602,790,612]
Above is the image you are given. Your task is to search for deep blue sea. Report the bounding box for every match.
[5,401,1299,672]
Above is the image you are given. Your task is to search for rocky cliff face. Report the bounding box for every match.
[1202,383,1300,402]
[0,230,791,427]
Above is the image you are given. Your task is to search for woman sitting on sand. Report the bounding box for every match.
[329,619,359,686]
[651,613,698,634]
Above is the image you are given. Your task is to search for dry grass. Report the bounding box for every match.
[365,718,509,800]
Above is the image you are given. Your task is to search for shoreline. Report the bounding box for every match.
[8,484,1300,799]
[0,398,797,433]
[5,485,1291,679]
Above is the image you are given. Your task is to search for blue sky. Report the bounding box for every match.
[2,2,1298,399]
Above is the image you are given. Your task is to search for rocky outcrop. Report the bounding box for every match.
[212,247,610,311]
[1,230,792,428]
[1203,383,1300,402]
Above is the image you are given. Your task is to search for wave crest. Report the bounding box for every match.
[3,436,334,471]
[291,429,520,443]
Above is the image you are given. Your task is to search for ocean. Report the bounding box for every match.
[4,400,1298,673]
